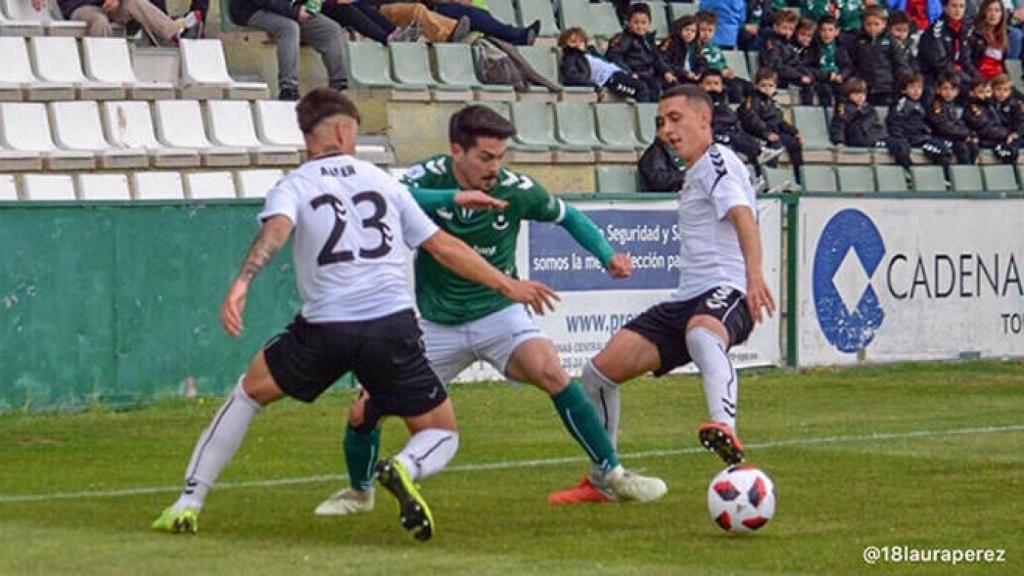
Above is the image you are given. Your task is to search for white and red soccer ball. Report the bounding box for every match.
[707,465,776,534]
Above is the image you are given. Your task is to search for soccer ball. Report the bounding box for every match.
[707,465,776,534]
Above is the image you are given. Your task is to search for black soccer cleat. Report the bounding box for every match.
[698,422,746,465]
[375,457,434,542]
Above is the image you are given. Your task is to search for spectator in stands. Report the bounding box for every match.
[319,0,470,45]
[740,68,805,181]
[919,0,976,100]
[962,77,1020,161]
[850,5,911,105]
[149,0,205,36]
[638,135,686,192]
[375,1,473,43]
[889,11,920,73]
[606,3,678,100]
[992,73,1024,134]
[229,0,348,100]
[927,71,980,163]
[887,72,955,171]
[838,0,868,42]
[801,0,835,24]
[430,0,540,46]
[888,0,943,33]
[698,0,746,48]
[759,9,815,104]
[55,0,200,41]
[701,70,767,165]
[696,10,752,102]
[969,0,1010,79]
[559,27,653,101]
[659,15,702,85]
[806,15,850,106]
[830,77,912,168]
[793,17,817,69]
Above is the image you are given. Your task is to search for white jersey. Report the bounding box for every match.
[258,155,439,322]
[670,144,756,302]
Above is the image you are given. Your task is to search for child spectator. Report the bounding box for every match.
[837,0,868,40]
[701,70,767,164]
[560,27,653,101]
[888,10,919,74]
[760,9,816,104]
[919,0,975,98]
[740,68,805,181]
[794,17,817,60]
[962,78,1019,163]
[991,74,1024,136]
[606,3,677,100]
[849,6,909,106]
[696,10,752,102]
[660,16,702,84]
[806,15,850,106]
[887,73,954,170]
[830,77,911,168]
[928,72,979,164]
[638,135,687,192]
[801,1,835,24]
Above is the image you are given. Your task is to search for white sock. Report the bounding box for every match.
[686,327,738,432]
[582,360,621,482]
[173,377,262,511]
[394,428,459,481]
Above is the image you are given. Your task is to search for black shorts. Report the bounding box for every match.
[623,286,754,377]
[264,309,446,422]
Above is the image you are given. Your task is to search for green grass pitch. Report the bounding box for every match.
[1,361,1021,575]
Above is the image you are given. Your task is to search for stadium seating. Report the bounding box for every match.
[50,100,149,168]
[874,165,909,193]
[432,43,516,101]
[236,169,284,198]
[0,174,17,200]
[763,167,798,193]
[153,100,251,167]
[30,36,124,100]
[102,100,200,167]
[668,2,698,20]
[76,173,131,201]
[723,51,750,81]
[800,165,838,192]
[517,0,559,37]
[391,41,471,102]
[81,38,176,100]
[595,103,645,154]
[0,102,93,169]
[22,173,76,200]
[636,102,658,144]
[184,171,237,200]
[132,171,185,200]
[512,101,592,162]
[204,100,301,166]
[950,165,983,192]
[982,165,1019,192]
[488,0,518,29]
[910,166,948,192]
[553,101,603,159]
[595,164,638,193]
[647,1,670,39]
[179,39,269,100]
[792,106,835,163]
[836,166,875,193]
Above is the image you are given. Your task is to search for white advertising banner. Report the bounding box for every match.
[797,197,1024,366]
[453,198,784,382]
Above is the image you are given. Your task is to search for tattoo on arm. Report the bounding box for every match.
[236,225,287,284]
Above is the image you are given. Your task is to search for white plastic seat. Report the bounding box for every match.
[132,171,185,200]
[76,173,131,200]
[101,101,200,167]
[253,100,304,148]
[184,171,237,199]
[0,37,74,101]
[0,0,44,36]
[0,140,43,172]
[21,173,75,201]
[2,0,86,36]
[234,169,283,198]
[0,174,17,200]
[49,101,148,168]
[29,37,124,100]
[204,100,299,166]
[81,38,176,100]
[179,39,269,100]
[152,100,250,167]
[0,102,93,169]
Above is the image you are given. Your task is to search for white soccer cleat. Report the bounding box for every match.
[314,488,375,516]
[603,466,668,503]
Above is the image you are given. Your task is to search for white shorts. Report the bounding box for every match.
[420,304,549,384]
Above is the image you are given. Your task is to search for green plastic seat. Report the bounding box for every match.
[636,102,658,144]
[517,0,559,36]
[982,164,1019,191]
[595,103,645,151]
[950,165,983,192]
[800,165,838,192]
[596,165,639,193]
[554,101,602,149]
[346,41,394,89]
[836,166,875,193]
[874,165,909,193]
[910,166,947,192]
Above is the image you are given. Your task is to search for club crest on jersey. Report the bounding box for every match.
[492,211,509,230]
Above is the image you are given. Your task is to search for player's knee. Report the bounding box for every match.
[535,362,570,394]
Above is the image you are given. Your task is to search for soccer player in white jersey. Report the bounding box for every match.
[151,89,557,541]
[550,84,777,503]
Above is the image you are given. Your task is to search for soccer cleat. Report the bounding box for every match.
[698,421,746,465]
[375,458,434,542]
[603,467,668,503]
[151,506,199,534]
[547,475,615,504]
[314,488,375,516]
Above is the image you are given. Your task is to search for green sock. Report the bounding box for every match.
[344,424,381,492]
[552,380,620,474]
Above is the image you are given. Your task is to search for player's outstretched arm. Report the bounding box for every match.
[727,205,776,324]
[558,204,632,279]
[421,230,559,315]
[221,215,294,338]
[411,188,509,212]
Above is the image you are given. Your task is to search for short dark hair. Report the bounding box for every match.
[863,5,888,22]
[296,88,361,134]
[660,84,712,110]
[888,10,911,27]
[898,72,925,91]
[818,14,837,27]
[695,10,718,25]
[842,77,868,97]
[798,17,816,33]
[755,67,778,84]
[558,26,588,47]
[449,105,517,150]
[936,71,960,89]
[699,69,723,82]
[627,2,651,20]
[774,10,799,25]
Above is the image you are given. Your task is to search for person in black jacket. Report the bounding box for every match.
[928,72,980,164]
[659,16,701,85]
[962,78,1019,163]
[701,70,763,164]
[639,137,686,192]
[992,74,1024,135]
[559,27,651,101]
[606,3,678,100]
[918,0,976,101]
[888,11,919,75]
[848,6,910,106]
[758,9,814,104]
[830,77,911,168]
[740,68,804,181]
[806,15,850,107]
[887,73,954,169]
[229,0,348,100]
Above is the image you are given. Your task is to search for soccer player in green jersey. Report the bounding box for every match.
[315,105,668,516]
